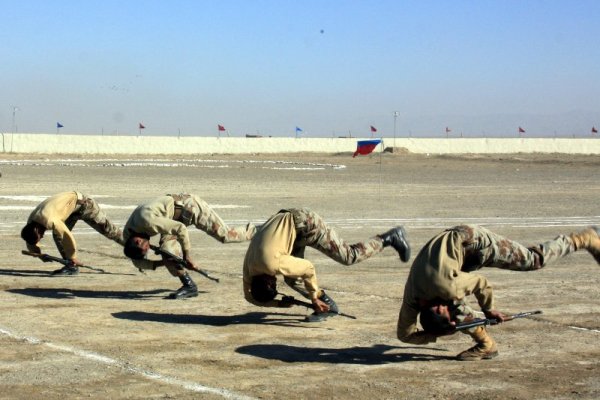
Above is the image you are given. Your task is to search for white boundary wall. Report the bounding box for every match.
[2,133,600,154]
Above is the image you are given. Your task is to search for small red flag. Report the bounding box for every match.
[592,126,598,133]
[370,125,377,133]
[518,126,525,133]
[139,123,145,129]
[218,124,226,131]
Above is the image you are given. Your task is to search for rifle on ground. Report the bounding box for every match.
[455,310,543,331]
[149,245,219,283]
[21,250,105,273]
[279,293,357,320]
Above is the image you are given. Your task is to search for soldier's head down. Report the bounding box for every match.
[419,301,456,335]
[123,232,150,260]
[21,221,46,245]
[250,274,278,303]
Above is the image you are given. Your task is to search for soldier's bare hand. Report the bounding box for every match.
[484,309,507,323]
[312,298,330,314]
[69,258,84,267]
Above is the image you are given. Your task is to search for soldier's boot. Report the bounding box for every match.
[169,273,198,299]
[318,290,339,314]
[570,226,600,264]
[51,265,79,276]
[456,326,498,361]
[379,226,411,262]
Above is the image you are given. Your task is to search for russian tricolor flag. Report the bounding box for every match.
[353,139,381,158]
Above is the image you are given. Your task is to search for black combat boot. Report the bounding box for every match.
[51,265,79,276]
[379,226,411,262]
[305,290,340,322]
[169,273,198,299]
[318,290,339,314]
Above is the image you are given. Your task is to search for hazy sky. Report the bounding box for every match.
[2,0,599,137]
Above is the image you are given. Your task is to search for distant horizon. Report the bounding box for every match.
[2,2,599,138]
[3,128,598,139]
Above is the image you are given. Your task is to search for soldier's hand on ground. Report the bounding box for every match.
[484,309,507,322]
[69,258,84,267]
[278,295,295,308]
[312,298,330,313]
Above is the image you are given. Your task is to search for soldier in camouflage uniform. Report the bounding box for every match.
[397,224,600,360]
[21,191,124,275]
[243,208,410,316]
[123,194,257,299]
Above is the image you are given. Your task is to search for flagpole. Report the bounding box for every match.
[378,138,383,202]
[393,111,398,151]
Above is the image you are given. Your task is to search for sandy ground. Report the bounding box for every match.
[0,151,599,400]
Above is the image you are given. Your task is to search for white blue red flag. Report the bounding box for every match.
[353,139,381,158]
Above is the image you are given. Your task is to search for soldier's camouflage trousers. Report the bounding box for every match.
[445,224,575,331]
[53,195,124,258]
[449,224,575,272]
[161,195,256,275]
[286,208,385,265]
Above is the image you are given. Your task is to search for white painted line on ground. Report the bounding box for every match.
[0,325,256,400]
[0,158,347,170]
[567,326,600,334]
[0,195,114,202]
[0,204,249,212]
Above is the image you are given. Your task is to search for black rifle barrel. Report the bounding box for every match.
[21,250,104,272]
[455,310,542,331]
[149,245,219,283]
[22,250,69,265]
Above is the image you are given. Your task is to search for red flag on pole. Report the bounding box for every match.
[218,124,226,131]
[370,125,377,133]
[592,126,598,134]
[518,127,525,133]
[139,123,145,129]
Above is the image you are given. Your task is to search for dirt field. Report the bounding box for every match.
[1,151,599,400]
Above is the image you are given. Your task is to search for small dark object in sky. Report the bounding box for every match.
[320,29,324,34]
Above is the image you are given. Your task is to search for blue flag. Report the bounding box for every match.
[295,126,302,133]
[57,122,64,128]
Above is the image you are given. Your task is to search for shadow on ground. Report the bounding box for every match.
[235,343,455,364]
[112,310,322,328]
[6,287,175,299]
[0,268,136,277]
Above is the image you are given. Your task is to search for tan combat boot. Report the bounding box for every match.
[570,226,600,264]
[456,326,498,361]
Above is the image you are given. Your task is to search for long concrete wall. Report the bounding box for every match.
[2,133,600,154]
